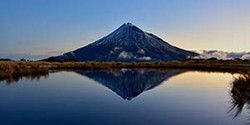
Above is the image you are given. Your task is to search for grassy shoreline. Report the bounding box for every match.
[0,60,250,80]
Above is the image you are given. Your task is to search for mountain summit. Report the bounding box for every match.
[51,23,197,62]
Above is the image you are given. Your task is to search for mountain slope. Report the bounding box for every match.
[53,23,197,62]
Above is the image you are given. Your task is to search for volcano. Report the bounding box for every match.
[50,23,197,62]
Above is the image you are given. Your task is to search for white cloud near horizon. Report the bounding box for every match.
[193,50,250,60]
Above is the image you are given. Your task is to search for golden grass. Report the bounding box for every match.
[0,60,249,79]
[0,61,49,79]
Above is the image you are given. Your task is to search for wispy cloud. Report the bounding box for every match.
[0,53,48,60]
[0,47,68,60]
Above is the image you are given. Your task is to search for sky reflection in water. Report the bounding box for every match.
[0,69,248,125]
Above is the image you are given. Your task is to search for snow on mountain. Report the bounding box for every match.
[50,23,198,62]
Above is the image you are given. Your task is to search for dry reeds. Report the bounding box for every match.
[0,60,249,80]
[0,61,49,79]
[230,73,250,118]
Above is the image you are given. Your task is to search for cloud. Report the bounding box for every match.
[241,54,250,60]
[117,51,152,61]
[193,50,250,60]
[0,53,48,60]
[137,49,145,54]
[137,56,152,61]
[118,51,134,59]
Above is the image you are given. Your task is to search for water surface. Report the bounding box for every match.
[0,69,248,125]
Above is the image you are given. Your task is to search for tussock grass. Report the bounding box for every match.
[0,60,249,80]
[230,73,250,118]
[0,61,49,80]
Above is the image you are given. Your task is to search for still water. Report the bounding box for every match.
[0,69,248,125]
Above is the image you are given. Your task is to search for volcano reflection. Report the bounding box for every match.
[76,68,184,100]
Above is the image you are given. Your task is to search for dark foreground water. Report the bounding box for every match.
[0,69,248,125]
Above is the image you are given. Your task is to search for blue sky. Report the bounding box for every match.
[0,0,249,59]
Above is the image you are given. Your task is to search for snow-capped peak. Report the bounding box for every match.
[51,23,198,62]
[124,22,134,27]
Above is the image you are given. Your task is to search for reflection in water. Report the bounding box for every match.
[0,69,249,124]
[230,74,250,121]
[0,69,184,100]
[0,72,49,85]
[76,69,184,100]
